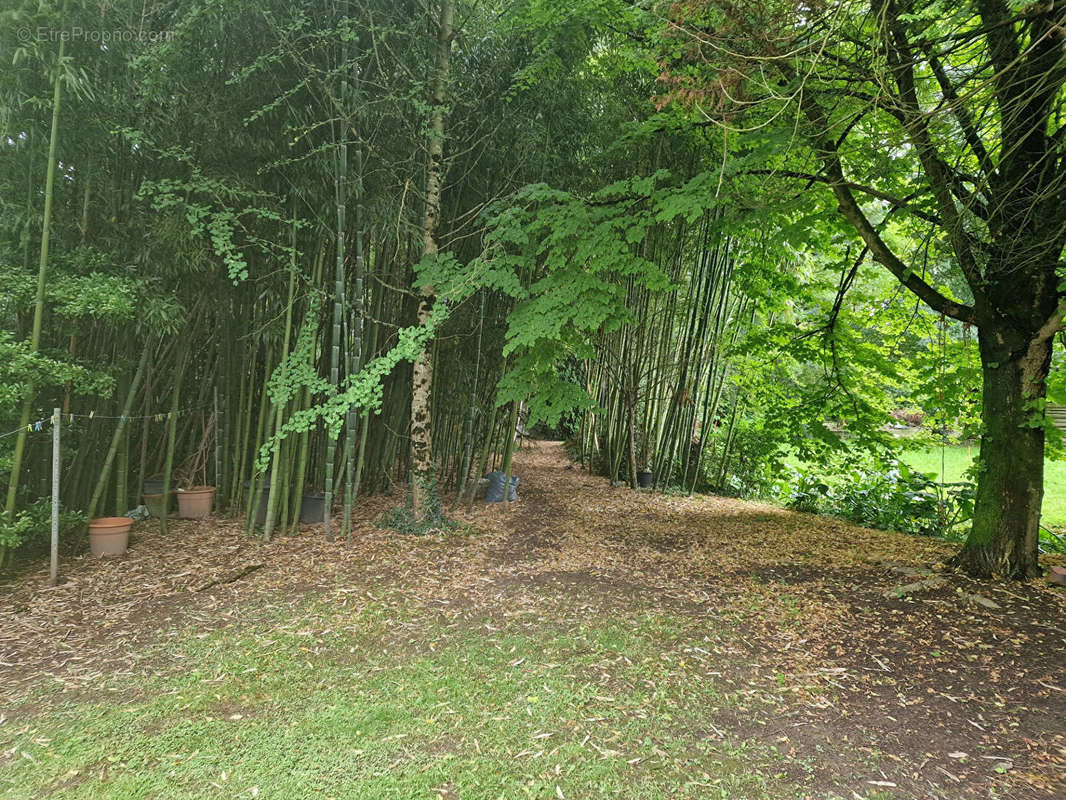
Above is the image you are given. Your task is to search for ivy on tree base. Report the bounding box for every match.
[376,473,458,536]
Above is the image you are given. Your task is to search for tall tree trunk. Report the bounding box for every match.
[325,95,349,542]
[953,328,1051,579]
[409,0,455,520]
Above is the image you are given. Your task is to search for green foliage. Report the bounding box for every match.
[0,331,112,406]
[780,460,975,539]
[697,417,784,497]
[257,303,451,470]
[469,176,685,426]
[1,247,141,324]
[266,312,330,407]
[48,272,137,320]
[136,168,285,284]
[781,471,829,515]
[376,473,460,536]
[0,499,86,551]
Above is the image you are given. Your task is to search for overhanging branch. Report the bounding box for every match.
[796,93,977,325]
[745,168,941,225]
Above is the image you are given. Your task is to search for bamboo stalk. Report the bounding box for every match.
[159,353,186,537]
[86,347,149,522]
[263,219,299,542]
[466,400,498,513]
[4,26,68,537]
[325,62,349,540]
[245,347,274,537]
[343,65,365,537]
[454,290,485,506]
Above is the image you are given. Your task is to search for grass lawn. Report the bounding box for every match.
[900,445,1066,528]
[0,601,781,800]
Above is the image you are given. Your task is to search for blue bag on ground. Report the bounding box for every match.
[485,471,518,502]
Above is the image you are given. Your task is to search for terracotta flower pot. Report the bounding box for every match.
[176,486,215,519]
[88,517,133,557]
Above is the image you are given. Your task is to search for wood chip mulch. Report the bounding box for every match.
[2,440,1064,799]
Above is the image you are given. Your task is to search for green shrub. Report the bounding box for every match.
[782,461,974,538]
[375,474,461,536]
[0,499,87,550]
[780,469,829,514]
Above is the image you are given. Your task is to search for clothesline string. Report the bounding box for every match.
[68,405,212,421]
[0,406,214,440]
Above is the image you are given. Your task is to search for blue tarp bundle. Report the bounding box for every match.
[485,471,518,502]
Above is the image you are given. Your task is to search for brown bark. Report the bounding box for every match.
[803,2,1066,579]
[951,327,1051,579]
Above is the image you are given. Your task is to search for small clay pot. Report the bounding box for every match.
[88,517,133,556]
[176,486,215,519]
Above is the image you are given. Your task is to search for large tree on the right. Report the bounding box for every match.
[658,0,1066,578]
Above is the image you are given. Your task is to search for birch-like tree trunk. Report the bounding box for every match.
[409,0,455,520]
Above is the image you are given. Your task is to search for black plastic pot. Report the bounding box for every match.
[143,478,166,495]
[242,476,272,527]
[143,493,168,518]
[143,477,170,516]
[299,492,326,524]
[636,471,654,489]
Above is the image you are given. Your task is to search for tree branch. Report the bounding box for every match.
[796,92,977,324]
[925,50,996,180]
[745,169,941,225]
[877,0,988,299]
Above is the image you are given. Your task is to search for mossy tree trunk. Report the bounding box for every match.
[953,318,1055,580]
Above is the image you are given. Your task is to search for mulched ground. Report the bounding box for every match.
[2,440,1064,799]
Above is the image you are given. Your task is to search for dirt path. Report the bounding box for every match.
[2,441,1064,798]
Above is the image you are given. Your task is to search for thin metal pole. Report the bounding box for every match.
[50,407,60,586]
[213,386,222,499]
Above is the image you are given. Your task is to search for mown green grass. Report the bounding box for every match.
[900,445,1066,528]
[0,600,823,800]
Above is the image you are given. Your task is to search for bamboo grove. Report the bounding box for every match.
[0,0,758,561]
[4,0,1066,580]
